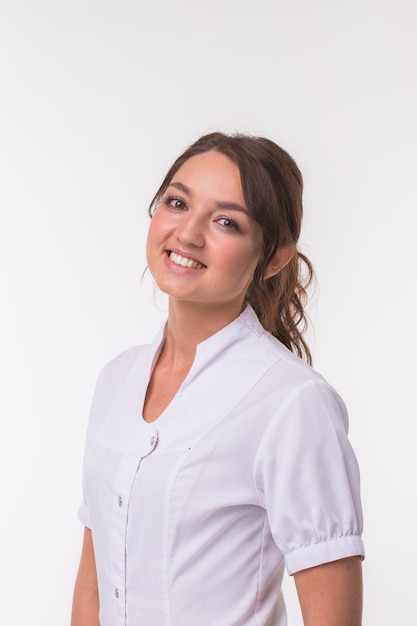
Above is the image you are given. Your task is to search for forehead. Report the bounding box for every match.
[170,151,244,203]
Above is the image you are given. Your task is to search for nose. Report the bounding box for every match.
[175,214,205,248]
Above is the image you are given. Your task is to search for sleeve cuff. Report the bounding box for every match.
[285,534,365,575]
[77,501,92,529]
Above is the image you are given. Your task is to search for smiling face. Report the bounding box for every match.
[146,150,264,314]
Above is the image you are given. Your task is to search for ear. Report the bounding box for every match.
[264,244,295,280]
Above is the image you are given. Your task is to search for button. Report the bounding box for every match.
[114,588,119,598]
[118,496,123,507]
[150,435,156,446]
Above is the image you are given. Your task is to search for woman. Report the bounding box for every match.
[71,132,364,626]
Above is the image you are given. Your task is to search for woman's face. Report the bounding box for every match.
[146,150,264,311]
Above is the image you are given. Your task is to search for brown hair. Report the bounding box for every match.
[148,132,314,364]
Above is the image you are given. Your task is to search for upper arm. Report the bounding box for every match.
[294,556,363,626]
[71,528,99,626]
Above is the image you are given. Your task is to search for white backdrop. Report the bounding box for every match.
[1,1,416,624]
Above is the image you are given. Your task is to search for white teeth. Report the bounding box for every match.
[169,251,205,269]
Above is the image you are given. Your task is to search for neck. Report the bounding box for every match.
[162,299,244,368]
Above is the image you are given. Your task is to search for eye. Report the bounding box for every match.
[163,195,187,210]
[216,216,241,232]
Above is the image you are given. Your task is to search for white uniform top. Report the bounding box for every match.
[78,305,364,626]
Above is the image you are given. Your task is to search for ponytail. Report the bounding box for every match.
[246,249,314,365]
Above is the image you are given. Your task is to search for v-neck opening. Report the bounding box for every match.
[139,305,263,425]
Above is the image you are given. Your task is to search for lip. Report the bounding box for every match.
[164,249,207,272]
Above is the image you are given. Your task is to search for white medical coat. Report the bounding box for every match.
[79,305,364,626]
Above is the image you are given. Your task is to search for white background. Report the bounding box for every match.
[1,1,416,624]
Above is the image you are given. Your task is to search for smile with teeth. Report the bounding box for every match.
[168,251,206,269]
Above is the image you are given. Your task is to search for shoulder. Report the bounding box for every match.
[99,344,148,380]
[239,305,334,387]
[237,308,348,430]
[92,344,150,406]
[84,344,151,442]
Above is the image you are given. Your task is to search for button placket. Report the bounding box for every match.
[110,456,140,624]
[110,427,159,623]
[148,428,158,452]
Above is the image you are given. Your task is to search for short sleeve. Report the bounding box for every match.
[77,500,92,529]
[76,365,109,530]
[254,378,365,575]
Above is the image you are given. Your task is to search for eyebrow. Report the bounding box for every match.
[167,181,250,215]
[169,181,191,195]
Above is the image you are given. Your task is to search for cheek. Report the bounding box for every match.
[145,227,153,262]
[145,221,161,267]
[218,245,260,279]
[146,213,167,251]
